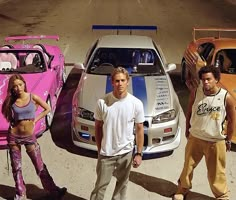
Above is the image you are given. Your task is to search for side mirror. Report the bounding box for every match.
[74,63,85,70]
[165,63,176,72]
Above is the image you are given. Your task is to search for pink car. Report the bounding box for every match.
[0,35,66,149]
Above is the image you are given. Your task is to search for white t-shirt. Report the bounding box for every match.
[190,86,228,142]
[95,92,145,156]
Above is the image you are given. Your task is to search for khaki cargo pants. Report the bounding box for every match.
[178,135,229,199]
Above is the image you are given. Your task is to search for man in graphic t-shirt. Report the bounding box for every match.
[173,65,236,200]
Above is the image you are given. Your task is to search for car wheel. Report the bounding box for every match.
[46,97,53,128]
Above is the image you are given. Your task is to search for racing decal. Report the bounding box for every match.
[132,76,148,112]
[106,76,112,93]
[0,75,9,104]
[105,75,170,112]
[154,77,170,110]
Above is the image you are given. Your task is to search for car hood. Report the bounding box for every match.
[219,74,236,102]
[78,74,173,116]
[0,73,46,131]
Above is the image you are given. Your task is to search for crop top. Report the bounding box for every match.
[12,94,35,121]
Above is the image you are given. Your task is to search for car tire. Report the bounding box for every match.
[46,97,54,128]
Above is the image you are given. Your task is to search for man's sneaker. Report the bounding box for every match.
[173,186,189,200]
[173,194,184,200]
[49,187,67,199]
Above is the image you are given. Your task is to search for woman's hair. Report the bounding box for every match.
[2,74,27,122]
[111,66,129,81]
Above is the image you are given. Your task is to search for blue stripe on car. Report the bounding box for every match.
[106,76,113,93]
[132,76,147,112]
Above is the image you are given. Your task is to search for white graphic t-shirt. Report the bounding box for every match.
[190,86,228,142]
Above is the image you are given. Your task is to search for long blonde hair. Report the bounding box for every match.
[2,74,27,122]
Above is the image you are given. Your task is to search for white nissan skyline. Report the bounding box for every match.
[71,34,181,156]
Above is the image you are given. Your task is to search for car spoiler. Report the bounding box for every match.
[193,27,236,41]
[5,35,59,42]
[92,25,157,34]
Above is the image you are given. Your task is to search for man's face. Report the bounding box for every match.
[112,73,129,95]
[201,72,217,91]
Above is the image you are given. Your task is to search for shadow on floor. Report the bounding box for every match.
[0,184,86,200]
[129,171,215,200]
[49,67,98,158]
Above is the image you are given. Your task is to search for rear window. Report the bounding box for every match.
[215,49,236,74]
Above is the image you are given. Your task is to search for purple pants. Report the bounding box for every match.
[8,134,58,197]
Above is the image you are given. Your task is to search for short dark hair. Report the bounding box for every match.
[198,65,221,81]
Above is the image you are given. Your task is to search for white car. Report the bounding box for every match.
[71,35,181,156]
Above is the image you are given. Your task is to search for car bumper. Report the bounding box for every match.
[142,126,181,154]
[71,116,181,154]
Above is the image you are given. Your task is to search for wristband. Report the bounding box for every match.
[134,152,143,157]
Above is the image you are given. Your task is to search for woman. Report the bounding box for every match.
[2,74,67,200]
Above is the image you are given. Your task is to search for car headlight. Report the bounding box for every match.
[152,109,176,124]
[78,107,95,121]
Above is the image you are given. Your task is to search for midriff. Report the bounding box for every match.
[10,119,35,136]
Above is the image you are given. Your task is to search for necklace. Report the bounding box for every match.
[201,88,220,120]
[203,86,219,96]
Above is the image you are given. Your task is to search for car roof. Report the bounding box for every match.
[213,39,236,49]
[97,35,155,49]
[198,37,236,49]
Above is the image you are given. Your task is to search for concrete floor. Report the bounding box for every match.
[0,1,236,199]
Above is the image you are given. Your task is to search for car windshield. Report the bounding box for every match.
[215,49,236,74]
[87,48,165,76]
[0,49,46,74]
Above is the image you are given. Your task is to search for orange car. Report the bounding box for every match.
[181,28,236,143]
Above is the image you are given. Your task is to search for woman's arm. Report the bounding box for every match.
[32,94,51,123]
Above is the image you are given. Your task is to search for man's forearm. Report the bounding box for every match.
[95,131,102,152]
[226,120,235,141]
[136,124,144,153]
[95,124,103,152]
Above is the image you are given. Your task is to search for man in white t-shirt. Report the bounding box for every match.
[173,65,236,200]
[90,67,145,200]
